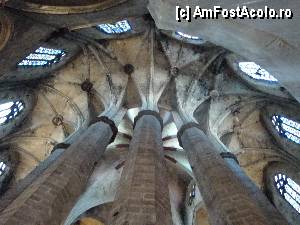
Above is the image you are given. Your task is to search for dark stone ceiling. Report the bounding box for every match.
[25,0,109,6]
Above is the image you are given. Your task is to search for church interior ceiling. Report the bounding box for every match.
[0,1,299,225]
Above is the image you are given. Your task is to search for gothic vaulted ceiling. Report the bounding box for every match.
[0,1,300,225]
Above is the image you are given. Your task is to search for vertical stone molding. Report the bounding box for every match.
[223,156,289,225]
[0,12,13,52]
[0,119,117,225]
[177,123,284,225]
[110,111,172,225]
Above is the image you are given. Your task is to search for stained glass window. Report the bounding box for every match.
[18,47,66,68]
[274,173,300,213]
[0,162,6,176]
[176,31,201,40]
[239,62,278,82]
[0,101,24,125]
[272,115,300,144]
[97,20,131,34]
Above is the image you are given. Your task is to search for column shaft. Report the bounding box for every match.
[0,120,115,225]
[224,157,288,224]
[110,112,172,225]
[210,135,288,224]
[0,148,64,213]
[178,125,278,225]
[0,129,86,213]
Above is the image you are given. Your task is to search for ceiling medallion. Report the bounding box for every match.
[81,79,94,93]
[123,64,134,75]
[0,13,13,52]
[9,0,127,14]
[52,114,64,126]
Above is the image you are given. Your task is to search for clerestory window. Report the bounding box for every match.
[272,115,300,145]
[239,62,278,82]
[18,47,66,68]
[0,101,24,125]
[97,20,131,34]
[0,162,6,176]
[274,173,300,214]
[176,31,201,40]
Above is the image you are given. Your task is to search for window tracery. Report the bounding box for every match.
[97,20,131,34]
[0,101,24,125]
[238,62,278,82]
[272,115,300,144]
[176,31,201,40]
[274,173,300,213]
[0,162,6,176]
[18,47,66,68]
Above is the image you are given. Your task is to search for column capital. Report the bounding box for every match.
[177,122,202,147]
[51,143,71,154]
[90,116,118,143]
[220,152,239,165]
[133,110,163,130]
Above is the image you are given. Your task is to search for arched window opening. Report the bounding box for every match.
[188,184,196,206]
[238,62,278,82]
[0,101,24,125]
[272,115,300,144]
[274,173,300,213]
[176,31,201,40]
[97,20,131,34]
[18,47,66,68]
[0,161,6,176]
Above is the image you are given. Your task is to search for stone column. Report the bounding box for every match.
[220,152,288,225]
[177,122,287,225]
[0,116,118,225]
[0,126,88,213]
[0,143,68,213]
[110,110,172,225]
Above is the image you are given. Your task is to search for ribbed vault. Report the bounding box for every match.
[0,3,299,225]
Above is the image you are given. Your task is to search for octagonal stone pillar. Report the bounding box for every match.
[0,116,118,225]
[221,152,288,225]
[177,122,288,225]
[110,110,172,225]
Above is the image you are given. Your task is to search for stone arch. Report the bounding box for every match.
[0,12,13,52]
[225,53,290,99]
[75,216,105,225]
[209,97,295,187]
[7,0,127,14]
